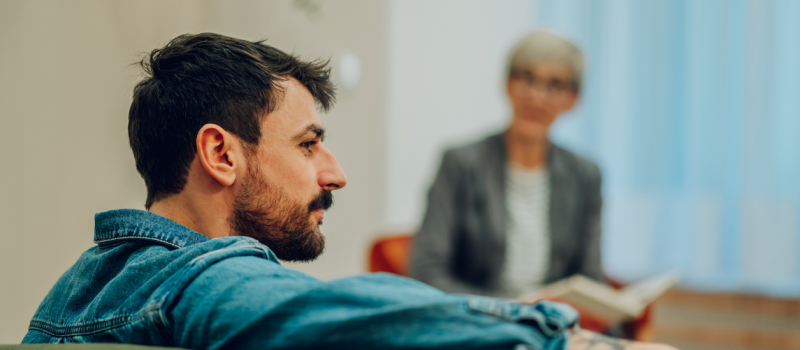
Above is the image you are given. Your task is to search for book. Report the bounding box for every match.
[518,271,681,324]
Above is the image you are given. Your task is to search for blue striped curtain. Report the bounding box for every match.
[540,0,800,296]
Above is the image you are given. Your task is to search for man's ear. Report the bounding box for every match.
[196,124,240,187]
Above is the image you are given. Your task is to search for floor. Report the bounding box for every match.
[650,289,800,350]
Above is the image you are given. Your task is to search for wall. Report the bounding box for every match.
[385,0,537,228]
[0,0,387,343]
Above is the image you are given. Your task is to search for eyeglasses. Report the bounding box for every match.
[510,71,577,95]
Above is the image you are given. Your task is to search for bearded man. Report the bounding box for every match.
[22,33,675,350]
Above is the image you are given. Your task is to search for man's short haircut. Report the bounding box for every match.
[507,31,584,91]
[129,33,335,209]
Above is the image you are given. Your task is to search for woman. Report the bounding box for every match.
[411,31,603,299]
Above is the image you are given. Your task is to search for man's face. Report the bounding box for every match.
[506,61,578,139]
[230,78,347,262]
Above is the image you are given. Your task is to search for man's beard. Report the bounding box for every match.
[230,166,333,262]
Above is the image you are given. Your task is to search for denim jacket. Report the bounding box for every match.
[23,209,578,349]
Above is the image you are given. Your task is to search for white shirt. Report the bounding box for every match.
[497,164,551,298]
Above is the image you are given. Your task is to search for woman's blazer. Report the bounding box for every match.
[410,132,604,296]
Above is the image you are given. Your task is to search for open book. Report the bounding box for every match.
[518,271,681,324]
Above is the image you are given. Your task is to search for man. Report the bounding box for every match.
[23,33,673,350]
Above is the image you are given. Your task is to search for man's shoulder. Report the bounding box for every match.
[69,235,275,305]
[186,252,317,291]
[24,233,278,344]
[154,236,283,291]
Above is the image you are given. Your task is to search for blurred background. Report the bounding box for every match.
[1,0,799,348]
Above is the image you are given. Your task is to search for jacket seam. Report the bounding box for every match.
[28,313,143,337]
[95,236,181,249]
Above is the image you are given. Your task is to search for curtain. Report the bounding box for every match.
[540,0,800,296]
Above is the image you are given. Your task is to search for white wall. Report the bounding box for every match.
[0,0,387,342]
[385,0,537,229]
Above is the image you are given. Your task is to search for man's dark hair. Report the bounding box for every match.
[129,33,335,209]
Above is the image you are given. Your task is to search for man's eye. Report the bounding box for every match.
[301,141,318,153]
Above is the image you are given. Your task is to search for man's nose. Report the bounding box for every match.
[317,146,347,191]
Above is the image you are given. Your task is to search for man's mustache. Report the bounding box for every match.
[309,190,333,211]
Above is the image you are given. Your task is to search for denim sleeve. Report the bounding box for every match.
[169,256,577,350]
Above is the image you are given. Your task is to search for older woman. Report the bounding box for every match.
[411,31,603,298]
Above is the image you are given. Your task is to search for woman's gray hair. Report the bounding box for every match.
[507,31,584,91]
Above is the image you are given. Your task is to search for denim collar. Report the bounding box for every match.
[94,209,210,249]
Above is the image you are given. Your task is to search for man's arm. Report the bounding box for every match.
[409,150,494,295]
[170,257,573,349]
[169,255,679,349]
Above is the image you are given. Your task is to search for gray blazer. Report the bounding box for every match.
[410,133,604,296]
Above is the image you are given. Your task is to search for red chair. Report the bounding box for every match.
[369,234,413,276]
[368,233,653,341]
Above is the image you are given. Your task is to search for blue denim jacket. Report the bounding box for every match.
[23,209,578,349]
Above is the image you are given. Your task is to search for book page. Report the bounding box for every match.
[519,272,681,323]
[621,270,681,305]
